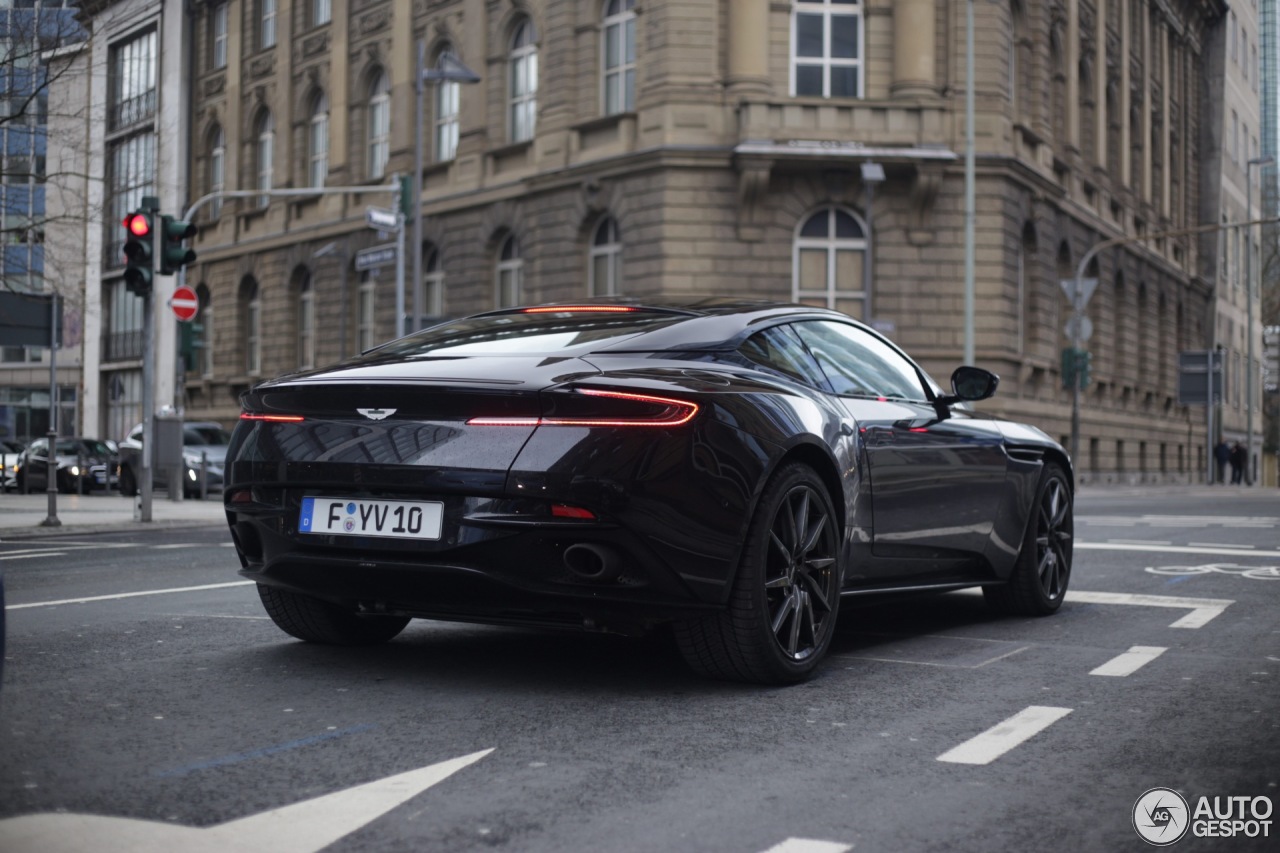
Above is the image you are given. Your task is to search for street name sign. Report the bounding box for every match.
[355,244,398,272]
[366,207,400,231]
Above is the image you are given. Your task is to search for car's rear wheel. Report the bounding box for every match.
[984,462,1073,616]
[118,465,137,497]
[257,584,410,645]
[674,462,841,684]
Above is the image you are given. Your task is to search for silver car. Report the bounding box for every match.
[117,421,230,498]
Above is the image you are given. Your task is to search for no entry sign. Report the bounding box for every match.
[170,285,199,322]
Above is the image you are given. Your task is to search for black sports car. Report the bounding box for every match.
[225,300,1073,684]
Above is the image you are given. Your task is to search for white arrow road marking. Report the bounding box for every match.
[760,839,853,853]
[6,581,255,610]
[937,706,1072,765]
[0,748,493,853]
[1064,591,1233,629]
[1090,645,1167,677]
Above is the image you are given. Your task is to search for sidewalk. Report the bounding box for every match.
[0,491,225,541]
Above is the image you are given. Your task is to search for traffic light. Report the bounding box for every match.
[122,210,154,296]
[180,321,204,371]
[158,215,197,275]
[398,174,415,222]
[1060,348,1092,390]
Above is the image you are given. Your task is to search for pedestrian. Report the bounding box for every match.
[1214,440,1230,484]
[1229,442,1245,485]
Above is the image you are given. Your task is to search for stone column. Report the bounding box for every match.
[892,0,937,98]
[1067,0,1079,150]
[727,0,770,97]
[1160,22,1171,217]
[1119,0,1129,187]
[1094,0,1107,167]
[1141,1,1152,202]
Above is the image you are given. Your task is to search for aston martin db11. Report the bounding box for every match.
[224,299,1074,684]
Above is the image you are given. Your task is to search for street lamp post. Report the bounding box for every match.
[412,49,480,334]
[963,0,976,365]
[1246,155,1273,486]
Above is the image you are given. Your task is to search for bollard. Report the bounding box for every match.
[199,451,208,501]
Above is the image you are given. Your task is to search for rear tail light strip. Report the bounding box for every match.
[469,389,698,428]
[240,413,305,423]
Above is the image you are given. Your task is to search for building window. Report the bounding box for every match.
[105,134,155,270]
[791,0,863,98]
[368,70,390,179]
[313,0,331,28]
[208,125,225,218]
[211,3,228,70]
[602,0,636,115]
[256,109,274,208]
[104,280,145,362]
[297,272,315,370]
[358,277,376,353]
[196,284,214,378]
[792,207,867,318]
[244,280,262,375]
[417,245,444,326]
[260,0,277,51]
[496,235,522,308]
[109,28,157,131]
[308,92,328,188]
[509,19,538,143]
[435,50,460,162]
[589,217,622,297]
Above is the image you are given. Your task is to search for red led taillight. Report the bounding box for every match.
[521,306,638,314]
[551,504,596,520]
[240,413,305,423]
[468,389,698,428]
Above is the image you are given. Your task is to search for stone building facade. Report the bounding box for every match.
[175,0,1237,483]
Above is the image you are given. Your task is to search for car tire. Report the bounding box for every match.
[257,584,410,645]
[118,466,137,497]
[673,462,841,684]
[984,462,1073,616]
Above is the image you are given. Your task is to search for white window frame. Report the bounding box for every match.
[418,246,445,321]
[256,110,274,209]
[212,3,228,69]
[209,126,225,218]
[313,0,331,27]
[246,284,262,375]
[298,277,315,370]
[790,0,864,99]
[435,65,459,162]
[588,217,622,297]
[358,278,377,353]
[308,93,328,188]
[792,207,868,316]
[509,20,538,143]
[496,235,523,308]
[261,0,277,51]
[602,0,636,115]
[368,71,390,179]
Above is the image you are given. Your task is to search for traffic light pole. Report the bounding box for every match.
[139,196,161,521]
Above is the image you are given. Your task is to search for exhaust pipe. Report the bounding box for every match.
[563,543,623,584]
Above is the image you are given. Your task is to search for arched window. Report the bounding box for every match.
[602,0,636,115]
[509,19,538,142]
[255,110,274,209]
[208,125,225,219]
[434,47,460,161]
[496,235,522,308]
[296,269,315,369]
[243,279,262,375]
[792,207,867,318]
[791,0,863,98]
[589,217,622,297]
[368,70,390,179]
[308,92,328,188]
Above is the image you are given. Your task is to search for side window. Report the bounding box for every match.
[738,325,830,389]
[793,320,926,400]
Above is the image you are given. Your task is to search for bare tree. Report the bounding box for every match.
[0,2,94,298]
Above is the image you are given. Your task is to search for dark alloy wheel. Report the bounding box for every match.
[675,462,841,684]
[985,463,1073,616]
[257,584,410,645]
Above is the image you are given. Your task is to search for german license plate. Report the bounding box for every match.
[299,496,444,540]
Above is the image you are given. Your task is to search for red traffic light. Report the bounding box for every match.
[124,213,152,238]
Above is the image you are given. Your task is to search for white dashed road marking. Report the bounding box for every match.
[760,839,853,853]
[1090,646,1167,677]
[1076,542,1280,559]
[6,581,255,610]
[937,706,1073,765]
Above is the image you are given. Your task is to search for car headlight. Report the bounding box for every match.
[69,466,80,476]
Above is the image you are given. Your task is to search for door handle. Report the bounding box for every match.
[840,421,855,437]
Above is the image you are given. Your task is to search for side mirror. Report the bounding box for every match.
[935,366,1000,408]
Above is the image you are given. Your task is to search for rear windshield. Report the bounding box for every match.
[362,309,688,359]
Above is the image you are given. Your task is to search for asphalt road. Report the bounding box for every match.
[0,489,1276,852]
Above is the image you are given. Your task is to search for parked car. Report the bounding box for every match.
[1,439,24,492]
[117,421,230,498]
[15,437,119,494]
[225,299,1074,684]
